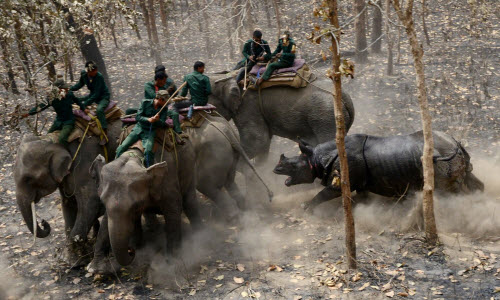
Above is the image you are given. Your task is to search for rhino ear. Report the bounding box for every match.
[49,148,72,183]
[298,139,313,157]
[279,154,286,162]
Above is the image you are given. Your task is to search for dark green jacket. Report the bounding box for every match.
[29,90,83,124]
[180,71,211,106]
[241,39,271,63]
[265,38,296,65]
[70,70,110,107]
[144,78,177,99]
[135,99,169,130]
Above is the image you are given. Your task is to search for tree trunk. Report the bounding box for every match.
[421,0,431,45]
[55,2,112,94]
[159,0,169,38]
[272,0,282,39]
[385,0,393,75]
[0,37,19,94]
[225,0,235,60]
[139,0,153,42]
[354,0,368,63]
[132,0,142,40]
[392,0,438,245]
[265,1,272,27]
[147,0,162,65]
[326,0,356,270]
[245,0,255,34]
[371,0,383,53]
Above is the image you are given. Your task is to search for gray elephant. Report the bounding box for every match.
[14,120,122,264]
[273,131,485,211]
[183,113,272,219]
[89,138,201,270]
[208,76,355,161]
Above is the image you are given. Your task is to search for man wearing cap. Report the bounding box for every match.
[236,30,271,86]
[256,31,296,86]
[115,90,179,167]
[144,71,177,99]
[70,61,111,133]
[173,61,211,115]
[22,78,84,147]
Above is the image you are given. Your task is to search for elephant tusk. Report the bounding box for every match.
[31,202,37,246]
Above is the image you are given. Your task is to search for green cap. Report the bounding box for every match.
[156,90,169,100]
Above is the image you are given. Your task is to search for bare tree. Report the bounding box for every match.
[159,0,169,37]
[385,0,394,75]
[354,0,368,63]
[392,0,438,245]
[371,0,383,53]
[421,0,431,45]
[272,0,282,39]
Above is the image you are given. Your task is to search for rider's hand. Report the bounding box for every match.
[276,53,282,58]
[249,55,255,62]
[149,115,159,123]
[257,56,264,61]
[84,109,90,114]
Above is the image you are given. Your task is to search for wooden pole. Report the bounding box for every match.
[155,81,188,117]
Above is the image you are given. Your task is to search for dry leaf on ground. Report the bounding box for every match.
[234,277,244,284]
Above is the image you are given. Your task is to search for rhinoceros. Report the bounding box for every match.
[273,131,484,210]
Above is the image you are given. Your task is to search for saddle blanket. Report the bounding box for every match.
[249,59,306,76]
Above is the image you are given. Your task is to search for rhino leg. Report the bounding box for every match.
[304,186,342,211]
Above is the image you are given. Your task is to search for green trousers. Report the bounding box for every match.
[124,107,181,134]
[115,125,157,167]
[261,61,292,80]
[48,119,74,147]
[95,99,110,129]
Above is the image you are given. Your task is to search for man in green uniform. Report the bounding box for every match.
[169,61,211,128]
[144,70,177,99]
[235,30,271,85]
[256,31,296,86]
[115,90,175,167]
[22,78,84,147]
[70,61,111,133]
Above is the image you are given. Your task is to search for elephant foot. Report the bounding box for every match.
[87,256,120,276]
[58,243,93,268]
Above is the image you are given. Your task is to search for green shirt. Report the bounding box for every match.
[265,38,296,65]
[70,70,110,108]
[29,90,83,123]
[180,71,212,106]
[144,78,177,99]
[241,39,271,63]
[135,99,169,130]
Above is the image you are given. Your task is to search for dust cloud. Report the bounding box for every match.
[0,255,31,299]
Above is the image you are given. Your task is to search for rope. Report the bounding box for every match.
[160,127,168,162]
[72,122,90,162]
[168,128,178,169]
[89,114,109,162]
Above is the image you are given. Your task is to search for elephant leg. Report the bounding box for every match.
[88,214,116,275]
[225,179,246,211]
[304,186,342,211]
[60,190,77,237]
[182,186,203,232]
[91,220,100,239]
[163,212,182,256]
[199,185,239,224]
[143,212,161,231]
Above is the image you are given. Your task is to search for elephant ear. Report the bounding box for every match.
[90,155,106,187]
[225,82,242,114]
[49,147,72,183]
[298,138,313,157]
[146,161,168,197]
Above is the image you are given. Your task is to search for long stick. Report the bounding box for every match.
[243,60,248,91]
[155,81,188,117]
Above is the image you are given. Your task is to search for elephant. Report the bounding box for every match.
[208,75,355,162]
[181,113,272,220]
[14,120,122,265]
[273,130,485,211]
[89,138,201,271]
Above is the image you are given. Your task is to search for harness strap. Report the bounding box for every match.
[90,114,109,162]
[168,128,178,169]
[72,122,91,162]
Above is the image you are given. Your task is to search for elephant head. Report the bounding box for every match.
[209,75,241,120]
[15,136,72,238]
[91,154,167,266]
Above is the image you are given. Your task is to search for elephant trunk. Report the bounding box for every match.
[108,216,135,266]
[16,190,51,238]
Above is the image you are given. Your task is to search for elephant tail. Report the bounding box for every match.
[341,91,355,132]
[201,113,274,202]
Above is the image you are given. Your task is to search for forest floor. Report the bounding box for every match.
[1,2,500,299]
